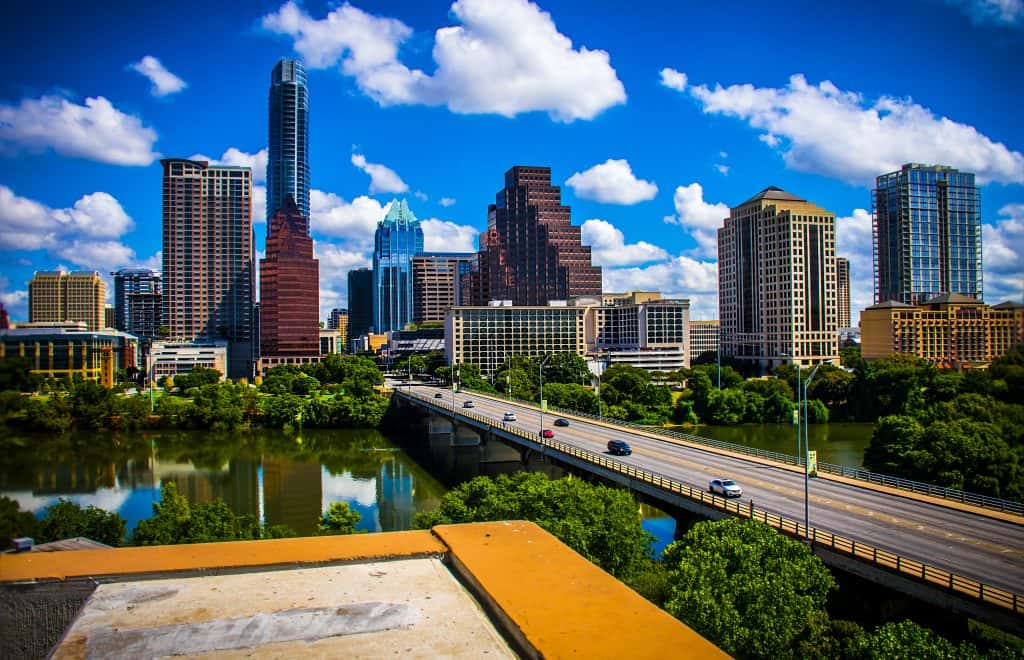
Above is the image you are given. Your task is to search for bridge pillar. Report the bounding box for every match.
[453,424,481,447]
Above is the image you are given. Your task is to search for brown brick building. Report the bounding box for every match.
[465,166,601,306]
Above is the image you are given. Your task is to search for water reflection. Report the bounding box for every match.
[0,429,447,537]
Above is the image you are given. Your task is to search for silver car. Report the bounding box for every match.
[709,478,743,498]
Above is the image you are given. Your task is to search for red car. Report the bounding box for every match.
[540,429,555,438]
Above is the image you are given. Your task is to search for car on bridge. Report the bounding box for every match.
[462,401,475,408]
[709,478,742,498]
[434,392,444,399]
[607,440,631,456]
[554,418,570,427]
[503,412,517,422]
[540,429,555,438]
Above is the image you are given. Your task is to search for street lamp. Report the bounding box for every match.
[799,360,829,542]
[451,361,459,409]
[538,354,553,437]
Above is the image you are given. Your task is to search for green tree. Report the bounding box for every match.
[414,472,653,580]
[317,501,362,535]
[866,620,973,659]
[173,367,222,390]
[0,357,42,392]
[0,496,38,549]
[806,398,829,424]
[543,352,591,385]
[661,518,836,659]
[542,382,599,414]
[38,499,126,546]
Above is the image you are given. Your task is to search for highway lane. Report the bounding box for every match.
[404,384,1024,594]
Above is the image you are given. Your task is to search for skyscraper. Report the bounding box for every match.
[836,257,851,329]
[412,252,475,323]
[112,268,160,331]
[373,199,423,333]
[873,163,982,305]
[718,187,838,369]
[467,166,601,306]
[259,196,320,363]
[267,59,310,219]
[161,158,254,378]
[347,268,373,344]
[28,271,106,331]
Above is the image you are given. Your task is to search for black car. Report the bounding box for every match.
[434,392,444,399]
[554,418,570,427]
[607,439,631,456]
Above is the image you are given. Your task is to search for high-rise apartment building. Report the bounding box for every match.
[327,308,348,331]
[413,252,475,324]
[112,268,160,332]
[466,166,601,306]
[260,196,320,363]
[836,257,851,329]
[28,271,106,331]
[267,59,310,219]
[161,158,254,378]
[373,200,424,333]
[347,268,373,344]
[718,187,838,369]
[873,164,982,305]
[688,320,720,363]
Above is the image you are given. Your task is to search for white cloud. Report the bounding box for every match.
[835,208,875,322]
[984,204,1024,303]
[439,197,456,207]
[565,159,658,205]
[253,185,267,224]
[262,0,626,122]
[315,242,372,318]
[663,183,729,258]
[129,55,187,96]
[351,153,409,194]
[714,164,730,176]
[0,186,134,251]
[947,0,1023,26]
[581,218,668,266]
[189,147,267,183]
[421,218,479,252]
[684,73,1024,185]
[659,67,687,91]
[414,190,428,201]
[0,276,27,321]
[0,95,159,166]
[54,240,139,273]
[603,255,719,318]
[310,189,386,247]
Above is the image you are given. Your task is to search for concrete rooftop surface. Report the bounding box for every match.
[0,521,726,659]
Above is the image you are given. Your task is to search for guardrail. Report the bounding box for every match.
[399,389,1024,617]
[442,386,1024,516]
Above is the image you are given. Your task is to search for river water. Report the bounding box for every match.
[0,422,873,554]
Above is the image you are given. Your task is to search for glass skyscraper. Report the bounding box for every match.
[873,164,982,305]
[373,199,424,333]
[268,59,310,219]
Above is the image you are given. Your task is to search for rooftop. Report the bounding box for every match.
[738,186,807,206]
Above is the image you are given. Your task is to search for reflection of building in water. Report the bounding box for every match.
[263,459,323,536]
[376,459,414,532]
[31,463,116,494]
[155,460,259,519]
[224,460,259,519]
[117,458,156,491]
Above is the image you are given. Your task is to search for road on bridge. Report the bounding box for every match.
[399,383,1024,595]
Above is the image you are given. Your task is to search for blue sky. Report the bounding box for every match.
[1,0,1022,323]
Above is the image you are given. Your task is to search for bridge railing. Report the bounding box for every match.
[445,386,1024,516]
[400,390,1024,617]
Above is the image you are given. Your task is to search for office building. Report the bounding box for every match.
[147,340,229,382]
[259,196,320,363]
[413,252,475,324]
[161,158,254,379]
[718,186,838,369]
[1,323,138,387]
[319,328,345,355]
[861,295,1023,367]
[112,268,160,332]
[28,271,106,331]
[466,166,601,306]
[689,320,720,363]
[347,268,373,344]
[327,308,348,331]
[126,292,161,339]
[588,293,691,371]
[836,257,851,329]
[267,58,310,219]
[373,199,424,333]
[873,164,982,305]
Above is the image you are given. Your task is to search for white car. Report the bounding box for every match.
[503,412,517,422]
[709,478,743,498]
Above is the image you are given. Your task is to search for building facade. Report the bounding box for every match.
[112,268,160,332]
[688,320,720,363]
[588,293,691,371]
[319,329,346,355]
[413,252,476,324]
[327,308,348,331]
[836,257,851,329]
[466,166,601,306]
[873,164,982,305]
[267,59,310,219]
[718,187,838,369]
[147,340,228,383]
[28,271,106,331]
[373,199,424,333]
[161,158,254,379]
[347,268,373,344]
[1,323,138,387]
[861,295,1023,367]
[259,196,320,360]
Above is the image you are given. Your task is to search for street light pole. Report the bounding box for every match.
[800,362,824,542]
[538,354,552,437]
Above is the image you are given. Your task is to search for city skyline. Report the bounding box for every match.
[1,0,1022,324]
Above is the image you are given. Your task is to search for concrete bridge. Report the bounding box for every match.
[393,385,1024,634]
